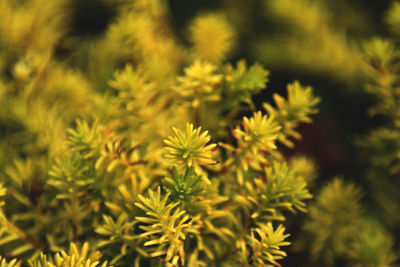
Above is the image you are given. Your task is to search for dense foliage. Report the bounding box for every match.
[0,0,399,266]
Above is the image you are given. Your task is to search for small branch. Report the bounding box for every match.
[0,212,47,251]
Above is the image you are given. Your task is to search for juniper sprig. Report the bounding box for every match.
[163,123,217,167]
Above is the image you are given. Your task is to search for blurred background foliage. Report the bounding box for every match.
[1,0,400,266]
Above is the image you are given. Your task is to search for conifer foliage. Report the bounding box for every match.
[0,0,321,265]
[1,0,399,266]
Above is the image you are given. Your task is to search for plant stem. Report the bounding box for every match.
[0,212,47,251]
